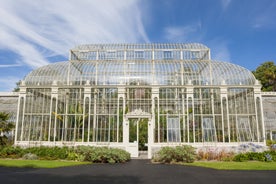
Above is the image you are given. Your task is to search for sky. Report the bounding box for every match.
[0,0,276,91]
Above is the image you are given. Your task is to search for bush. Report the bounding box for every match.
[24,146,69,160]
[197,148,235,161]
[233,151,276,162]
[0,146,25,159]
[22,153,38,160]
[0,146,130,163]
[71,146,130,163]
[153,145,196,163]
[89,147,130,163]
[73,146,95,161]
[266,140,276,147]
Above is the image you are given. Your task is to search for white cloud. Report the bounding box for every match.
[221,0,232,10]
[164,22,201,42]
[0,0,149,69]
[0,76,21,92]
[0,64,22,68]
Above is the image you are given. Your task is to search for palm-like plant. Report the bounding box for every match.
[0,112,15,146]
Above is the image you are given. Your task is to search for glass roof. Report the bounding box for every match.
[72,43,210,51]
[23,60,256,86]
[70,43,211,61]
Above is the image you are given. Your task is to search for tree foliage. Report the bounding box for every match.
[13,80,21,92]
[0,112,15,146]
[0,112,14,134]
[252,61,276,91]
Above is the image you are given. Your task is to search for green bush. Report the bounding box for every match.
[0,146,130,163]
[85,147,130,163]
[69,146,130,163]
[24,146,69,160]
[73,146,95,161]
[266,140,276,146]
[233,151,276,162]
[153,145,196,163]
[0,146,25,159]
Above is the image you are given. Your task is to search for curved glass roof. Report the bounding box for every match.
[24,60,256,86]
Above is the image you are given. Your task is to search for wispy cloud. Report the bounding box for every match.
[251,3,276,29]
[164,22,201,42]
[0,0,149,69]
[221,0,232,10]
[0,76,21,92]
[0,64,22,68]
[0,0,149,91]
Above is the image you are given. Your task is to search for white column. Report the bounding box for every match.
[186,83,194,143]
[220,86,228,143]
[149,87,159,158]
[83,82,91,142]
[50,84,58,143]
[148,117,153,159]
[254,80,265,143]
[118,86,127,145]
[15,82,26,143]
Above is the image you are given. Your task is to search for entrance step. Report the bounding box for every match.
[132,151,149,160]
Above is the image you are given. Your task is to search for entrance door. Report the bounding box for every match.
[129,118,148,157]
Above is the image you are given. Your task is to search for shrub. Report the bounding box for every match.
[24,146,69,160]
[197,148,235,161]
[23,153,38,160]
[270,144,276,151]
[88,147,130,163]
[153,145,196,163]
[233,151,276,162]
[73,146,95,161]
[266,140,276,147]
[0,146,25,159]
[73,146,130,163]
[0,146,130,163]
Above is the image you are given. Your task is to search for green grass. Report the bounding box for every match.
[0,159,90,168]
[184,161,276,170]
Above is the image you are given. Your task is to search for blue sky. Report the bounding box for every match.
[0,0,275,91]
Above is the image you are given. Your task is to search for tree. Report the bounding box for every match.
[0,112,15,146]
[252,61,276,91]
[13,80,21,92]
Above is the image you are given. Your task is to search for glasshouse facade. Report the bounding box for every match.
[15,43,265,158]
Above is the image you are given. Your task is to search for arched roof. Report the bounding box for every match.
[23,60,256,86]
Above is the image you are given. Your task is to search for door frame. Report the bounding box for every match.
[124,109,152,158]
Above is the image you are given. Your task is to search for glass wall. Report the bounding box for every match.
[16,43,264,146]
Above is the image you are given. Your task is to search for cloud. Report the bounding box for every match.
[0,76,21,92]
[221,0,232,10]
[0,0,149,69]
[164,22,201,42]
[0,64,22,68]
[252,7,276,29]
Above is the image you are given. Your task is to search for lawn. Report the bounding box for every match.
[0,159,90,168]
[184,161,276,170]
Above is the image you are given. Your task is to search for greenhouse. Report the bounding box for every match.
[15,43,265,158]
